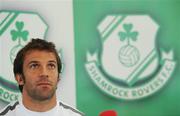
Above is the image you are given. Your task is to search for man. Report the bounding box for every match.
[0,38,84,116]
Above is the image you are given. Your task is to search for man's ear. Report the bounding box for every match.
[15,74,24,85]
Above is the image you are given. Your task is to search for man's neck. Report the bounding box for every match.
[22,94,57,112]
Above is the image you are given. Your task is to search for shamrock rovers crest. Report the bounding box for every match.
[85,15,176,100]
[0,10,48,102]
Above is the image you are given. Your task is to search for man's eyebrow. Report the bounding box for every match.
[27,61,39,65]
[48,60,57,63]
[27,60,57,65]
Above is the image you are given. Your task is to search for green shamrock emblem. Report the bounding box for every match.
[119,23,138,45]
[11,21,29,45]
[9,21,29,64]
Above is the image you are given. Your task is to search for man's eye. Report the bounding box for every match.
[29,64,39,69]
[48,63,56,69]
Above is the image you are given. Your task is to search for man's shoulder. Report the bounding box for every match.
[0,101,19,116]
[58,101,85,116]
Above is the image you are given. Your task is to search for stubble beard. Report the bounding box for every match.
[21,73,59,102]
[27,85,56,102]
[24,78,57,102]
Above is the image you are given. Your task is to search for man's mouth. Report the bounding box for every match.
[37,82,52,86]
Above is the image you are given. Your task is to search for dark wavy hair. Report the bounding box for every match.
[13,38,62,92]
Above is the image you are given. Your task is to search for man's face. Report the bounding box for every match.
[21,50,59,101]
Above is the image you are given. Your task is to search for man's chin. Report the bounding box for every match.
[33,93,55,101]
[30,89,56,101]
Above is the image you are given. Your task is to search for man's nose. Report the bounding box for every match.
[39,66,49,77]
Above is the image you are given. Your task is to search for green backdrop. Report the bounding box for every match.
[73,0,180,116]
